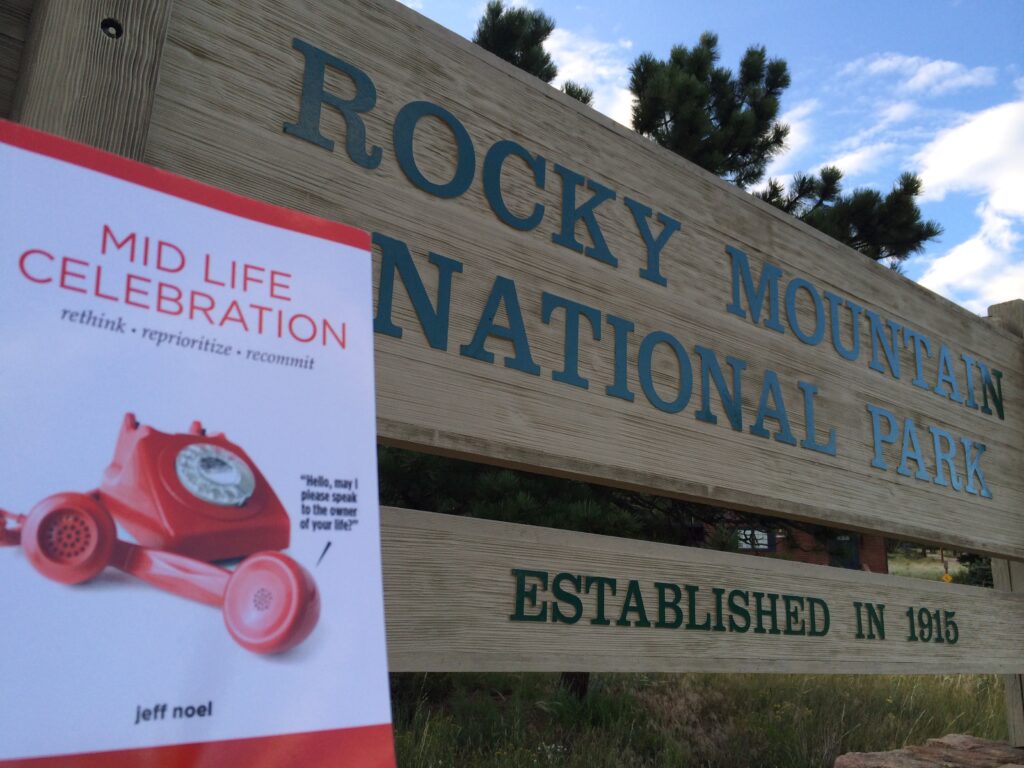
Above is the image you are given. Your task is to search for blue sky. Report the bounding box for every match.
[401,0,1024,314]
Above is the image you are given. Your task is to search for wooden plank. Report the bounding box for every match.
[990,300,1024,338]
[993,559,1024,746]
[381,508,1024,674]
[988,301,1024,747]
[0,0,34,120]
[12,0,172,158]
[131,0,1024,558]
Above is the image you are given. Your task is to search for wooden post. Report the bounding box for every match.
[12,0,173,159]
[992,559,1024,746]
[988,300,1024,747]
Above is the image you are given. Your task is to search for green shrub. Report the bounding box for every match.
[953,554,993,587]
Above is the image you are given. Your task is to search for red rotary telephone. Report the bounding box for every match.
[99,413,291,562]
[0,414,318,654]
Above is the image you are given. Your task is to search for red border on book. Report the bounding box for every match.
[0,723,395,768]
[0,120,371,252]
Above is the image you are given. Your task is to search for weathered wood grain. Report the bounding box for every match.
[990,300,1024,338]
[382,508,1024,674]
[134,0,1024,558]
[988,301,1024,745]
[13,0,171,158]
[994,559,1024,746]
[0,0,34,119]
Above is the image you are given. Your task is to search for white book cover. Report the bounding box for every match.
[0,121,395,767]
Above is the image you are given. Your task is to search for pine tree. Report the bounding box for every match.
[562,80,594,106]
[473,0,558,83]
[758,167,942,267]
[630,32,790,188]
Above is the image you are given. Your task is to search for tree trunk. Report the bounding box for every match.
[559,672,590,700]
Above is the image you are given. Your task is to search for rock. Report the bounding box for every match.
[834,734,1024,768]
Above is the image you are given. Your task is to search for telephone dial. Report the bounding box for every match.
[0,414,319,654]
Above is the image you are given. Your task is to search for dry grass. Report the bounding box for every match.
[888,550,965,581]
[391,672,1006,767]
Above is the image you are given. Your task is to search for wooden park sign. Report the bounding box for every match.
[3,0,1022,738]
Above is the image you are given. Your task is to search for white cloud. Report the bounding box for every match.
[831,99,921,155]
[916,205,1024,312]
[912,100,1024,312]
[601,86,634,128]
[759,99,819,182]
[545,28,634,127]
[841,53,996,96]
[827,101,919,160]
[906,59,994,94]
[823,141,895,176]
[915,100,1024,214]
[879,101,917,124]
[398,0,424,9]
[780,99,819,158]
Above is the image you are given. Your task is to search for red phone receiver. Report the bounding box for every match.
[2,494,319,654]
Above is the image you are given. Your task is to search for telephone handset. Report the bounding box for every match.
[0,414,318,654]
[99,413,290,562]
[1,493,318,654]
